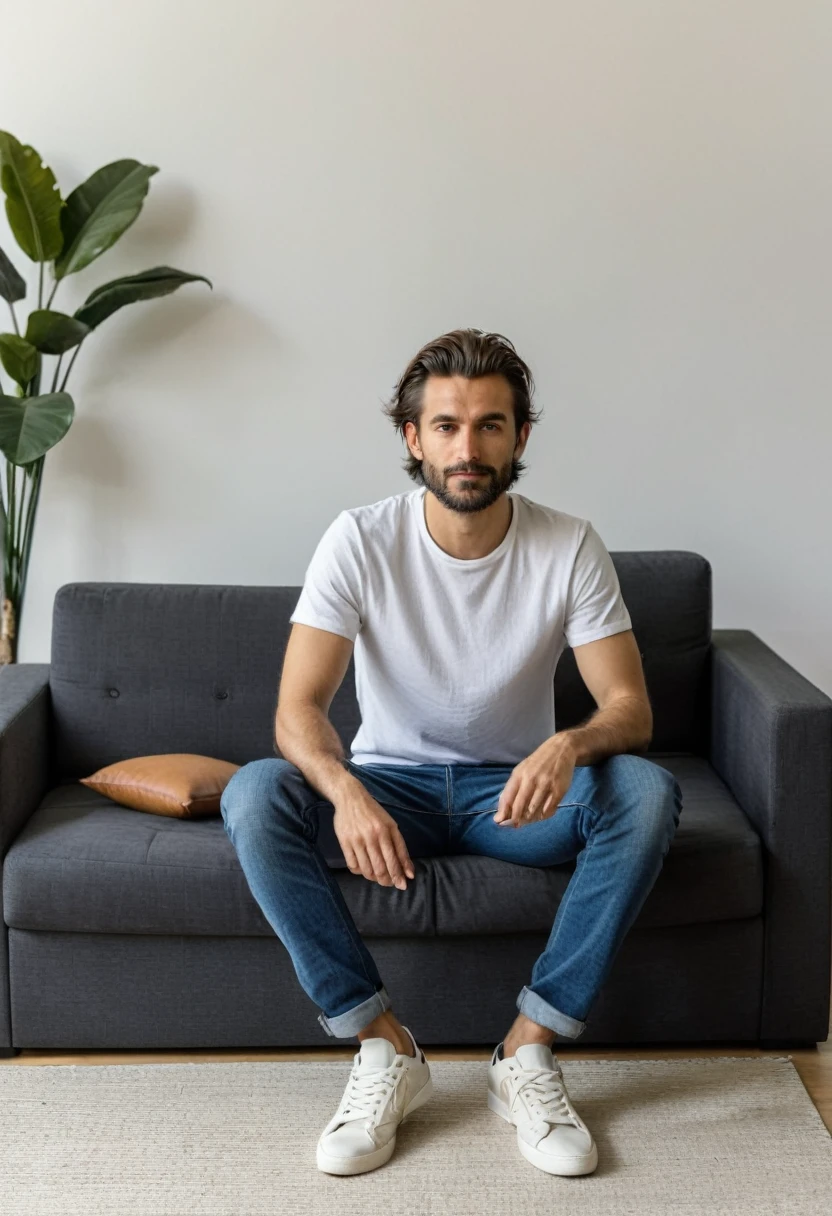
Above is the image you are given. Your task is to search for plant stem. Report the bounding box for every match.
[13,466,24,603]
[59,340,84,392]
[0,460,6,546]
[7,460,17,604]
[0,462,8,612]
[51,353,64,393]
[38,260,43,310]
[17,457,44,614]
[46,275,59,310]
[7,301,19,337]
[0,459,8,573]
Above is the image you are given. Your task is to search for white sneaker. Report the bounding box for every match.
[487,1040,598,1176]
[316,1024,433,1175]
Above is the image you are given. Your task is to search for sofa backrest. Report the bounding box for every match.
[50,551,711,778]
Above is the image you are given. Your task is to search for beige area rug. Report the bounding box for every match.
[0,1057,830,1215]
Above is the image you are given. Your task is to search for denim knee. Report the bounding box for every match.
[637,758,682,847]
[220,758,258,824]
[600,753,682,842]
[220,757,300,837]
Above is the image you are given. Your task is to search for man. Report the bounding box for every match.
[220,327,683,1179]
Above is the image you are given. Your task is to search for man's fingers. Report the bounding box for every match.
[341,816,415,887]
[350,846,374,885]
[497,789,549,827]
[380,826,415,889]
[356,843,384,884]
[378,833,408,889]
[391,826,415,881]
[365,839,393,885]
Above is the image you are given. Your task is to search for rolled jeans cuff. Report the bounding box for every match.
[318,985,392,1038]
[516,984,587,1040]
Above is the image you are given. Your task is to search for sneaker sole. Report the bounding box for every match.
[487,1086,599,1176]
[316,1072,434,1175]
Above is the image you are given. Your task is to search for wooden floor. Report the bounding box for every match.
[6,1011,831,1134]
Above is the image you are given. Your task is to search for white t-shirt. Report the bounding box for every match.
[288,486,632,767]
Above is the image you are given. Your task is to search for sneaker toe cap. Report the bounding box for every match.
[320,1123,378,1159]
[522,1121,594,1159]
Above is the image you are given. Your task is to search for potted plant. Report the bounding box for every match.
[0,131,211,664]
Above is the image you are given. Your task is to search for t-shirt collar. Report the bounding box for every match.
[416,485,518,567]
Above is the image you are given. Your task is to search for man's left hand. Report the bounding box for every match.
[492,735,577,828]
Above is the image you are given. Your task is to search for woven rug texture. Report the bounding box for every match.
[0,1056,830,1215]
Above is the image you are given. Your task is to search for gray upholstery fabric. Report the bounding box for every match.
[0,663,51,1051]
[3,756,762,937]
[709,631,832,1040]
[0,552,830,1051]
[9,920,764,1048]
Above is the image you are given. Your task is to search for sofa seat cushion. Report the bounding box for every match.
[2,755,762,937]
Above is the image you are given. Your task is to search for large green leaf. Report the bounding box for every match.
[0,390,74,465]
[54,159,159,280]
[25,309,89,355]
[0,334,39,390]
[74,265,212,329]
[0,243,26,303]
[0,132,63,262]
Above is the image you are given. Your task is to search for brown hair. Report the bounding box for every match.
[380,327,543,483]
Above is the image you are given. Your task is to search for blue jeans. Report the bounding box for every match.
[220,753,682,1041]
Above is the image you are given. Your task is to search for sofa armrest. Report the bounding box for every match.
[0,662,51,1053]
[0,663,51,858]
[709,629,832,1042]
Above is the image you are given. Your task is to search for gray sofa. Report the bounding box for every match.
[1,551,830,1056]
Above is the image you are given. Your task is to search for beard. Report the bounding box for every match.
[417,455,525,514]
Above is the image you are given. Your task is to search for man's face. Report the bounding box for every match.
[404,374,531,514]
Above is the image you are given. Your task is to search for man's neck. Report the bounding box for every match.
[423,492,513,561]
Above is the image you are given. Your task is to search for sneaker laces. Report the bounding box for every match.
[337,1059,403,1128]
[507,1062,576,1126]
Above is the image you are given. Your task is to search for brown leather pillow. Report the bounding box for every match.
[79,754,241,818]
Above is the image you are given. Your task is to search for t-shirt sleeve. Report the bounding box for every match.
[288,511,363,642]
[563,521,632,648]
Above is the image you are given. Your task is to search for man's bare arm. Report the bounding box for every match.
[275,622,363,805]
[560,630,653,766]
[276,699,361,806]
[275,623,414,888]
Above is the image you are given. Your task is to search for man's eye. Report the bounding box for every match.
[438,424,498,432]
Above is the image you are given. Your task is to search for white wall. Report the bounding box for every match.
[2,1,830,696]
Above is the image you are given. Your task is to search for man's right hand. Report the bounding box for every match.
[333,789,415,890]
